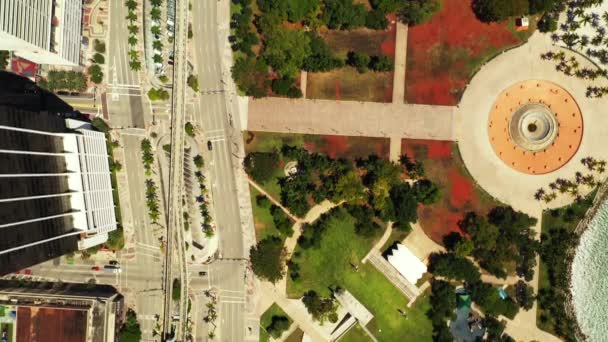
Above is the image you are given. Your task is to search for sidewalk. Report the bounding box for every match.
[392,22,408,104]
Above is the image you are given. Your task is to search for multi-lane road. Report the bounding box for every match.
[191,0,249,340]
[106,0,144,128]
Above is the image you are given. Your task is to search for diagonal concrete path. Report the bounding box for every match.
[248,97,456,140]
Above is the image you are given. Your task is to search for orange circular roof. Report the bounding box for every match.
[488,80,583,175]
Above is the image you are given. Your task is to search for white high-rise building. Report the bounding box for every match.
[0,0,83,66]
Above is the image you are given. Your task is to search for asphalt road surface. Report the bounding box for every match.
[106,0,145,128]
[191,1,247,341]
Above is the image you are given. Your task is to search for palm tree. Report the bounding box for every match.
[151,26,161,36]
[128,36,138,46]
[153,54,163,64]
[128,50,139,59]
[129,60,141,71]
[153,40,163,50]
[534,188,546,201]
[150,8,161,20]
[125,0,137,11]
[151,0,162,6]
[128,25,139,35]
[125,11,137,22]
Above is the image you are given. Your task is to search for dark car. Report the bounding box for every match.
[109,260,119,266]
[207,140,212,151]
[199,271,207,276]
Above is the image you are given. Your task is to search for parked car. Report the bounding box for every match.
[91,266,101,271]
[104,265,122,274]
[207,140,212,151]
[199,271,207,276]
[109,260,119,266]
[24,269,32,275]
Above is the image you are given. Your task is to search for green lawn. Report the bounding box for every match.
[0,306,4,317]
[0,323,13,342]
[260,303,293,342]
[341,324,373,342]
[250,187,282,241]
[287,208,433,341]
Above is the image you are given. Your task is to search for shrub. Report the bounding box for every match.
[270,205,294,237]
[93,53,105,64]
[185,122,195,137]
[94,39,106,53]
[369,55,393,72]
[193,155,204,169]
[346,51,371,73]
[88,64,104,84]
[365,9,389,30]
[187,74,199,92]
[398,0,441,25]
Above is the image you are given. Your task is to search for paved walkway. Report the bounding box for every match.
[300,71,308,99]
[402,222,444,262]
[392,23,408,104]
[389,137,401,162]
[248,97,455,140]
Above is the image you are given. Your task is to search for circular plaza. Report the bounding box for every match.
[455,32,608,210]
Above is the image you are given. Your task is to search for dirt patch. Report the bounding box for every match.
[405,0,530,105]
[307,68,393,102]
[401,139,503,244]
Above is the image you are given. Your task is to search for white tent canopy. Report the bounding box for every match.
[387,244,427,284]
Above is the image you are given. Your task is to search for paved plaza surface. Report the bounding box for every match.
[456,32,608,212]
[248,97,455,140]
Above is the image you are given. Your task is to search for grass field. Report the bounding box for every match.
[250,187,283,241]
[287,208,432,341]
[0,322,14,342]
[341,324,373,342]
[401,139,503,244]
[306,68,393,102]
[260,303,293,341]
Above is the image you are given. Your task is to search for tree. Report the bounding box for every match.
[413,179,441,205]
[332,171,366,204]
[128,25,139,35]
[119,309,142,342]
[150,7,161,20]
[129,59,141,71]
[428,252,481,283]
[389,183,419,225]
[147,88,170,101]
[427,280,456,341]
[153,54,163,64]
[151,25,161,36]
[267,315,290,337]
[483,316,506,341]
[302,290,338,323]
[126,11,137,22]
[366,9,389,29]
[398,0,441,25]
[125,0,137,11]
[472,0,529,23]
[459,212,499,251]
[270,205,294,237]
[187,74,199,92]
[346,204,382,237]
[369,55,393,71]
[250,236,286,283]
[322,0,367,30]
[88,64,103,84]
[346,51,371,73]
[153,40,163,50]
[244,152,280,183]
[231,56,267,98]
[172,278,181,300]
[93,53,105,64]
[270,77,302,98]
[194,155,204,169]
[94,40,106,53]
[188,23,193,39]
[529,0,555,14]
[371,0,404,13]
[0,51,8,70]
[185,122,195,137]
[302,32,343,72]
[263,29,311,78]
[515,280,535,310]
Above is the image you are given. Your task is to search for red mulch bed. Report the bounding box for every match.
[402,139,502,244]
[305,135,390,159]
[405,0,524,105]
